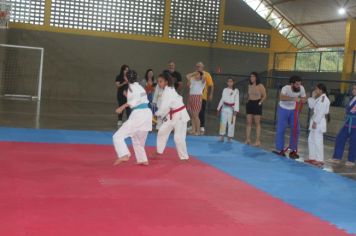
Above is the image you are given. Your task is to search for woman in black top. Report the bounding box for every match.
[115,64,131,126]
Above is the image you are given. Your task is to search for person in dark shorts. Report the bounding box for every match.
[245,72,267,146]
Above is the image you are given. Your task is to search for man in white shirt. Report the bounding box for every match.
[274,76,307,159]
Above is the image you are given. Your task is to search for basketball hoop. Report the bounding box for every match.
[0,2,11,29]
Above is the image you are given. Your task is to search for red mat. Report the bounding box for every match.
[0,141,349,236]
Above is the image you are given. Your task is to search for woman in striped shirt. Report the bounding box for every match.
[186,71,206,136]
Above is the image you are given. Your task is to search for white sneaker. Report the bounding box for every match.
[200,127,205,134]
[117,120,123,126]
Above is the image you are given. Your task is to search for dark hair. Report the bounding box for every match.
[118,64,129,79]
[351,84,356,96]
[249,72,261,85]
[158,72,174,87]
[126,70,138,84]
[315,83,331,123]
[316,83,327,95]
[145,69,154,82]
[289,75,302,84]
[227,77,236,89]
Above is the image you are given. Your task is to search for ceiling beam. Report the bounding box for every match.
[270,0,296,6]
[263,0,318,47]
[294,18,347,27]
[317,44,344,48]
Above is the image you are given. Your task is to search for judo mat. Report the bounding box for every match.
[1,127,356,236]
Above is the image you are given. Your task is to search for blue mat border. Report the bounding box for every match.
[1,127,355,235]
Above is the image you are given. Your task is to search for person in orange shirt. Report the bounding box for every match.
[196,62,214,134]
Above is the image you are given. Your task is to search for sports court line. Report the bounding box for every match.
[1,127,356,234]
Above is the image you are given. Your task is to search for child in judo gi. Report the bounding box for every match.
[305,83,330,166]
[217,78,239,142]
[113,70,153,166]
[152,73,190,161]
[329,84,356,167]
[152,81,164,130]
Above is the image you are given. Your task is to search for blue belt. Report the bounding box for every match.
[132,103,149,110]
[345,115,356,134]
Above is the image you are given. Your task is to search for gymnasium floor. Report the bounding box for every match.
[1,98,356,235]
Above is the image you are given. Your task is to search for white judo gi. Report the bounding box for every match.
[217,88,240,138]
[155,86,190,160]
[307,94,330,162]
[152,84,164,129]
[113,82,153,163]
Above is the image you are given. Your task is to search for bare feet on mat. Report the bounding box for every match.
[219,136,224,142]
[227,137,232,143]
[253,141,261,147]
[113,156,129,166]
[150,152,160,159]
[136,162,149,166]
[244,140,251,145]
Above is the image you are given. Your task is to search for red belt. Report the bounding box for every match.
[223,102,235,107]
[169,106,186,120]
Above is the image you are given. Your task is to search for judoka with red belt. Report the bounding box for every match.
[306,83,330,166]
[217,78,240,142]
[153,73,190,161]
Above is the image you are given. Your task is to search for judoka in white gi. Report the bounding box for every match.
[217,78,240,142]
[113,70,153,166]
[152,84,164,129]
[152,73,190,160]
[306,83,330,165]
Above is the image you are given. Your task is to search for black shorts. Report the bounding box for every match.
[246,99,262,115]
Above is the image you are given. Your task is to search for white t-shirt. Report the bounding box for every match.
[189,78,206,95]
[279,85,306,110]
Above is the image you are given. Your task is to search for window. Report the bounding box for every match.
[50,0,165,36]
[169,0,220,42]
[295,52,320,71]
[320,51,344,72]
[8,0,45,25]
[242,0,313,50]
[223,30,270,48]
[274,50,344,72]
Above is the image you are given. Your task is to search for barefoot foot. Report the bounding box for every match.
[150,152,161,159]
[136,162,149,166]
[113,156,130,166]
[253,141,261,147]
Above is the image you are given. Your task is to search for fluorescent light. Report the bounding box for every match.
[338,7,346,15]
